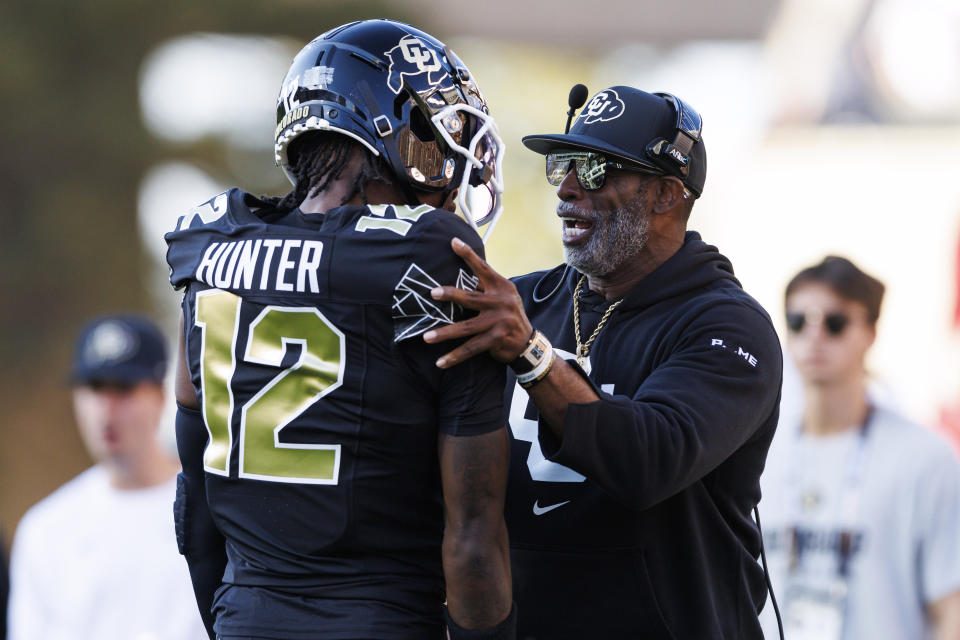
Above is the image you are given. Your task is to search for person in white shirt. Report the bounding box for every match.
[8,314,207,640]
[759,256,960,640]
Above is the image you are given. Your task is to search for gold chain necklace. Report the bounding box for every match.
[573,275,624,367]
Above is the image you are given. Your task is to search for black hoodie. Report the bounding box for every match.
[504,231,783,639]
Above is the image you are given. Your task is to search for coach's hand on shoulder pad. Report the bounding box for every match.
[424,238,533,369]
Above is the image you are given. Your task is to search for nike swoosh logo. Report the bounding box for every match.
[533,499,570,516]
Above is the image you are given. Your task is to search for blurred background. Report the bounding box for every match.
[2,0,959,549]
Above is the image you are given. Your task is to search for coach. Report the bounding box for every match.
[426,86,783,638]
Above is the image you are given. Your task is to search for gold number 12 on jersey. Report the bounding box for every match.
[194,288,344,484]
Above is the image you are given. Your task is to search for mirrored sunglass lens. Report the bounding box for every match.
[576,154,607,189]
[785,312,805,333]
[545,155,572,185]
[545,152,608,189]
[824,314,849,335]
[547,160,570,187]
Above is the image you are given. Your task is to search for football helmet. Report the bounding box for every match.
[274,19,504,240]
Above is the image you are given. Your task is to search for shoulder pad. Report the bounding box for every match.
[354,203,437,237]
[172,191,231,233]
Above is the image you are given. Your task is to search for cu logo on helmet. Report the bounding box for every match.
[580,90,626,124]
[385,36,447,94]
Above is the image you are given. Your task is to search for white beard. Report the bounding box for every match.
[560,189,651,277]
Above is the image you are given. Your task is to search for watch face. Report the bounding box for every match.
[511,332,551,376]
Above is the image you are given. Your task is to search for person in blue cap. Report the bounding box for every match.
[426,86,784,638]
[66,315,178,486]
[7,314,207,639]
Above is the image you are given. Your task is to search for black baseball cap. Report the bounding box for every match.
[71,314,168,386]
[522,86,707,197]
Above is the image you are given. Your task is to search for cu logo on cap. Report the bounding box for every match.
[385,36,446,94]
[85,323,136,365]
[580,90,626,124]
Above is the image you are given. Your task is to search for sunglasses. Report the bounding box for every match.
[785,311,850,336]
[545,151,662,191]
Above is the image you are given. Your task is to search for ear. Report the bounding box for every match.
[652,176,687,215]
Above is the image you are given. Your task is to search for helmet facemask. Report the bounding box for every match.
[396,83,505,242]
[430,102,504,242]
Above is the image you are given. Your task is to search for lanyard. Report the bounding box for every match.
[786,406,874,578]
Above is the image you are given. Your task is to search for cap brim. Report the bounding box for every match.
[522,133,661,172]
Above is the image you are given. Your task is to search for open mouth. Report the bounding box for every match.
[561,216,595,244]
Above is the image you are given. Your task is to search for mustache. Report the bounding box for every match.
[556,201,597,220]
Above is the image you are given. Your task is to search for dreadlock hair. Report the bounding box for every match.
[264,131,392,212]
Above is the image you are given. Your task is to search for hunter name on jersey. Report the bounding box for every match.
[195,237,324,294]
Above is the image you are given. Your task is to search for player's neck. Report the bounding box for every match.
[299,166,453,215]
[299,182,359,214]
[105,448,179,490]
[299,174,413,215]
[801,376,870,437]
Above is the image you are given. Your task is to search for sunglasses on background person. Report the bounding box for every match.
[785,310,851,336]
[545,151,664,191]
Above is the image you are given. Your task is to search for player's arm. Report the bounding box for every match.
[174,312,226,640]
[438,427,514,638]
[394,213,514,635]
[930,589,960,640]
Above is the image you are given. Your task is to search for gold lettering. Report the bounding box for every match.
[274,106,310,138]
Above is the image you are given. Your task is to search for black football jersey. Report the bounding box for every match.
[165,189,505,638]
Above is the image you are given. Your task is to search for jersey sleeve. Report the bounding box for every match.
[165,191,233,291]
[391,208,483,343]
[542,299,783,510]
[394,209,506,437]
[434,352,507,437]
[165,188,275,291]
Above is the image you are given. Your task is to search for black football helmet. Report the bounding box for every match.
[274,19,504,240]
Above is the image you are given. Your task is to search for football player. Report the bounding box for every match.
[165,19,513,640]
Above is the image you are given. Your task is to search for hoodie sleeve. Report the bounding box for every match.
[540,300,783,510]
